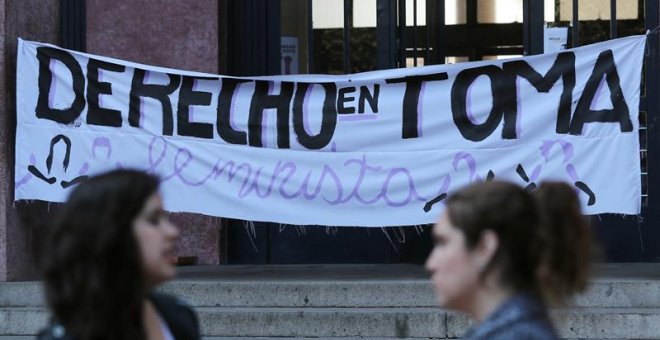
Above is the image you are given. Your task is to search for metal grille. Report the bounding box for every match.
[566,0,650,206]
[309,0,654,206]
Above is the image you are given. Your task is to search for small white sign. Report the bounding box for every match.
[544,26,569,53]
[281,36,299,75]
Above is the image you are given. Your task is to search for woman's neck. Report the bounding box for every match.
[467,281,515,323]
[143,299,165,340]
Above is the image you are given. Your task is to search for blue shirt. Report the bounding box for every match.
[463,293,559,340]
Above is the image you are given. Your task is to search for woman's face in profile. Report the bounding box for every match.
[133,192,180,287]
[425,211,482,311]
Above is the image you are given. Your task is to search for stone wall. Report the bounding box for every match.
[0,0,59,281]
[0,0,224,281]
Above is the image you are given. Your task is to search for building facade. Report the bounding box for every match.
[1,0,658,281]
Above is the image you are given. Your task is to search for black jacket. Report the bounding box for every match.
[37,292,200,340]
[150,292,200,340]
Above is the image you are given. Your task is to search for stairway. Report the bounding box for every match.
[1,264,659,339]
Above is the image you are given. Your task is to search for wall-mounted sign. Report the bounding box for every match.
[544,25,569,53]
[281,36,299,75]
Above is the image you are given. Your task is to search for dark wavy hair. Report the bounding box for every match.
[445,180,591,305]
[42,169,160,340]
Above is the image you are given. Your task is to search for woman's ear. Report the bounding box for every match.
[475,229,499,270]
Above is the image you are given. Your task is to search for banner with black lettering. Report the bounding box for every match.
[15,35,645,226]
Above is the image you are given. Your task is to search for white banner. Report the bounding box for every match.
[15,36,645,226]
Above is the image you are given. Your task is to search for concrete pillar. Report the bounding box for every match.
[86,0,222,265]
[0,0,59,281]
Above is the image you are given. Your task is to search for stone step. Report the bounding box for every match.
[164,278,660,309]
[2,337,457,340]
[3,306,660,339]
[0,337,638,340]
[0,282,41,307]
[553,308,660,339]
[201,338,444,340]
[2,264,658,339]
[0,338,444,340]
[0,307,48,336]
[3,278,658,309]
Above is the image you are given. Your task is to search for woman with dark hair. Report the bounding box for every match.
[425,181,591,339]
[38,169,200,340]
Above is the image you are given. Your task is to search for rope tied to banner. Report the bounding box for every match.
[645,26,660,56]
[645,26,660,36]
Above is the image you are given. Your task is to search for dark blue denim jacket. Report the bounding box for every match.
[463,293,559,340]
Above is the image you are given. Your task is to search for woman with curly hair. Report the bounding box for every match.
[38,169,200,340]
